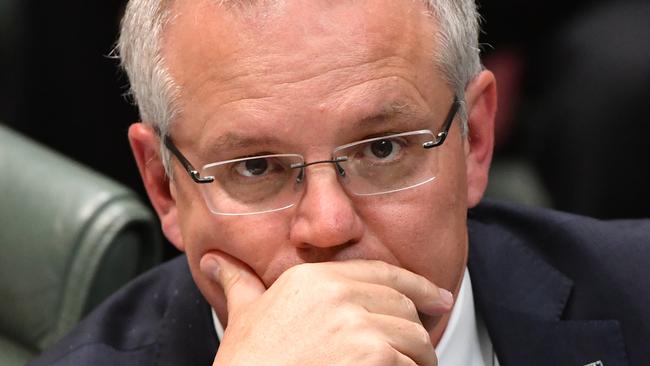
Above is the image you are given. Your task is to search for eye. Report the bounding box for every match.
[234,158,272,177]
[363,139,403,161]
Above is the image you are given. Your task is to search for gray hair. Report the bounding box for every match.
[117,0,483,174]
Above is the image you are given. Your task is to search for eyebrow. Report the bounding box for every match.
[202,101,426,153]
[355,101,425,129]
[204,132,286,152]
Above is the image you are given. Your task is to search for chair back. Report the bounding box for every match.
[0,124,162,364]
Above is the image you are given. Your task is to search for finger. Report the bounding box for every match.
[392,352,419,366]
[200,251,266,313]
[321,260,454,315]
[373,351,418,366]
[369,313,437,366]
[351,283,421,323]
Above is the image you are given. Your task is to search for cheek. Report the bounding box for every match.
[359,158,468,288]
[179,201,289,277]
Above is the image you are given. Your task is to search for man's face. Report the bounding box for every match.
[145,0,493,325]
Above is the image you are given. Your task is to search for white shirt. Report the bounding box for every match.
[211,307,225,340]
[435,268,500,366]
[211,268,499,365]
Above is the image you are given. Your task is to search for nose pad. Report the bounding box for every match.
[293,157,348,183]
[295,168,305,183]
[335,161,346,177]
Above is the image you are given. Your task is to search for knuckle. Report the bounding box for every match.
[285,262,314,279]
[414,277,437,307]
[412,323,432,348]
[420,278,435,299]
[377,260,399,283]
[367,341,397,363]
[346,310,370,331]
[325,280,352,303]
[223,267,243,291]
[279,263,321,286]
[330,307,366,336]
[400,293,418,315]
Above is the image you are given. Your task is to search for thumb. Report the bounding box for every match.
[200,252,266,313]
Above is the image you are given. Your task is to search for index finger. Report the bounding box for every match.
[319,260,454,315]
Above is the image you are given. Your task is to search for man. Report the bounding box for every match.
[30,0,650,365]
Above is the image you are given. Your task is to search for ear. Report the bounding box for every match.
[464,70,497,208]
[128,123,185,251]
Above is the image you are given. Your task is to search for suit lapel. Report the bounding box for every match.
[467,218,628,366]
[155,260,219,366]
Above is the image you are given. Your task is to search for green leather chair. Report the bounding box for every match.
[0,124,162,365]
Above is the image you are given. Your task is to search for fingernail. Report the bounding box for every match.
[438,288,454,308]
[203,257,221,281]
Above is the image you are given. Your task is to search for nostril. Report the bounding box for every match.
[295,240,358,262]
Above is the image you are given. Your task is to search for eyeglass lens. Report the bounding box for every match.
[198,131,438,215]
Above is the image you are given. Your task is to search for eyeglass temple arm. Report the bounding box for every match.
[163,136,215,184]
[424,96,461,149]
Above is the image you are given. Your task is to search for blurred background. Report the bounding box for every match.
[1,0,649,258]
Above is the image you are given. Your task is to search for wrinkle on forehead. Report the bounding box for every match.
[202,96,421,152]
[165,0,437,78]
[163,0,441,140]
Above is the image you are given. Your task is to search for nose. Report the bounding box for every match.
[289,163,364,249]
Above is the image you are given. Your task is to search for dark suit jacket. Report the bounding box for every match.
[29,201,650,365]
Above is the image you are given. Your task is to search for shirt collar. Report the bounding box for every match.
[436,268,495,365]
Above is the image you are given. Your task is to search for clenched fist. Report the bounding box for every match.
[200,253,454,366]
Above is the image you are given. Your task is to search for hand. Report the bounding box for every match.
[200,253,454,366]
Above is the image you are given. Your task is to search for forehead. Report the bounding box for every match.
[165,0,436,66]
[163,0,445,145]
